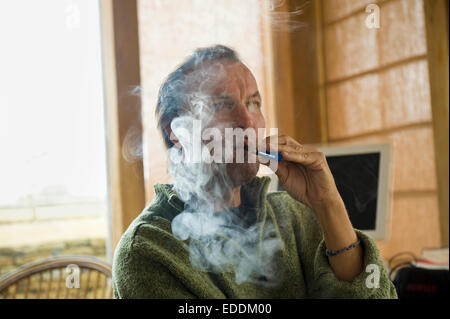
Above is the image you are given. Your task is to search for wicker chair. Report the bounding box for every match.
[0,256,113,299]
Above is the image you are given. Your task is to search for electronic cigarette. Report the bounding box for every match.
[255,149,283,162]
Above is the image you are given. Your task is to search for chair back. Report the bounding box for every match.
[0,255,112,299]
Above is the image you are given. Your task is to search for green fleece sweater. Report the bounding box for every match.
[112,176,398,299]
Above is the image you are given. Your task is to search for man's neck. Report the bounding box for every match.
[213,186,241,211]
[232,186,241,208]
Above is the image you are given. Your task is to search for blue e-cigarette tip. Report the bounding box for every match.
[256,150,283,162]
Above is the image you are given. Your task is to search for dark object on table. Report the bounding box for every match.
[393,266,449,299]
[389,252,449,299]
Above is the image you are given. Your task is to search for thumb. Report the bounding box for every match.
[274,162,289,186]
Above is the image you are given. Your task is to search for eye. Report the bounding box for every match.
[247,100,261,109]
[213,101,234,110]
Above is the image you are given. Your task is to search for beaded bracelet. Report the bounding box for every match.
[325,239,361,257]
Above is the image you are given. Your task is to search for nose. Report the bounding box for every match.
[233,102,254,130]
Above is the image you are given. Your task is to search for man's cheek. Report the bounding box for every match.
[255,113,266,129]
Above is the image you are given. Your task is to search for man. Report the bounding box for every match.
[112,45,397,298]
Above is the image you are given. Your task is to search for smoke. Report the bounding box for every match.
[165,61,285,286]
[122,125,143,162]
[121,85,144,163]
[266,0,309,32]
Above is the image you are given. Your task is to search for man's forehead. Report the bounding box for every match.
[187,60,257,97]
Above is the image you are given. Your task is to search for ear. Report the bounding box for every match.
[163,122,182,149]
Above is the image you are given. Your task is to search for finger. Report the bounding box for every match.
[260,135,296,154]
[275,135,303,147]
[276,143,304,153]
[282,135,303,147]
[261,135,287,147]
[266,143,317,157]
[275,143,320,154]
[280,150,327,171]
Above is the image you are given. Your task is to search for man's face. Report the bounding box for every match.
[187,60,266,187]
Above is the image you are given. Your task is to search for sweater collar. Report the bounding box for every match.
[151,175,272,222]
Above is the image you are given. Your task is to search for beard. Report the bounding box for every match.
[224,145,260,187]
[226,161,260,188]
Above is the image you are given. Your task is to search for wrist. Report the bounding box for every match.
[310,192,345,217]
[310,194,358,251]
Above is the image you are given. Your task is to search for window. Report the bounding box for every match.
[0,0,108,277]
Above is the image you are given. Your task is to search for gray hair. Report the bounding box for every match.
[155,45,240,148]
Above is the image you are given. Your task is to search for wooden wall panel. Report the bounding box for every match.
[264,0,326,144]
[321,0,444,259]
[424,0,449,247]
[100,0,146,257]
